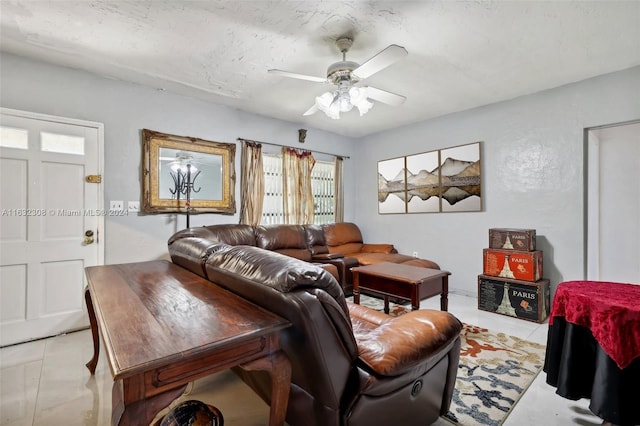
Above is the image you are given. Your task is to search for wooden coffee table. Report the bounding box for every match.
[84,260,291,426]
[352,262,451,314]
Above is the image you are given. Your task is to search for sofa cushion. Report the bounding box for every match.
[167,236,222,277]
[323,222,363,246]
[203,224,257,246]
[255,225,311,261]
[351,307,462,376]
[329,242,364,255]
[205,244,344,306]
[346,252,414,266]
[168,224,256,246]
[361,244,395,254]
[304,224,329,255]
[399,258,440,270]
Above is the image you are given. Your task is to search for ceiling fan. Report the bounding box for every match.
[268,37,408,119]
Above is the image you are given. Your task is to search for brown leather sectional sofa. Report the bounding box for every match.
[168,222,440,294]
[322,222,440,289]
[167,228,462,426]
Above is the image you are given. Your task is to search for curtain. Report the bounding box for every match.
[334,156,344,222]
[239,140,264,225]
[282,147,315,224]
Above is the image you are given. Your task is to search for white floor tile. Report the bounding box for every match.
[0,339,46,369]
[0,360,41,425]
[504,373,600,426]
[0,293,601,426]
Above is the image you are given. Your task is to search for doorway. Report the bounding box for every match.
[0,108,104,346]
[585,120,640,283]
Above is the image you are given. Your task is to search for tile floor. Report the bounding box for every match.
[0,292,605,426]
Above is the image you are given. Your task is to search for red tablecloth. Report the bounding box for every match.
[549,280,640,369]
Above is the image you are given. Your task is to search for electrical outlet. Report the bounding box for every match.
[412,251,418,258]
[110,200,124,211]
[128,201,140,212]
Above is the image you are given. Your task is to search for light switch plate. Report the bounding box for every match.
[110,200,124,211]
[128,201,140,212]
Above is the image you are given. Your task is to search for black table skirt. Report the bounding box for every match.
[544,317,640,426]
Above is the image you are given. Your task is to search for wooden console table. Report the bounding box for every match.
[84,260,292,426]
[352,262,451,313]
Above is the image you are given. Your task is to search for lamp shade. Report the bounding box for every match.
[315,92,339,119]
[315,86,373,119]
[349,87,373,116]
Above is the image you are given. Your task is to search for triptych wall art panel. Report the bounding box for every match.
[378,141,482,214]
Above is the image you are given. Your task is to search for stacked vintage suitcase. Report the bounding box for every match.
[478,228,550,323]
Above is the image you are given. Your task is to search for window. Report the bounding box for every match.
[261,153,335,225]
[311,161,335,224]
[41,132,85,155]
[262,154,285,224]
[0,126,28,149]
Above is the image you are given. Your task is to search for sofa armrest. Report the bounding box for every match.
[361,243,396,254]
[168,236,222,278]
[313,263,340,281]
[354,310,462,376]
[349,301,391,327]
[312,253,344,260]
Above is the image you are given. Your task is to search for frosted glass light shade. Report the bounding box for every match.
[314,86,373,119]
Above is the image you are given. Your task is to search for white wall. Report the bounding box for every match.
[0,53,357,264]
[355,66,640,296]
[3,52,638,294]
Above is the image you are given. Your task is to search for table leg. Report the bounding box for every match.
[111,378,187,426]
[353,273,361,305]
[411,287,419,311]
[441,275,449,311]
[85,287,100,374]
[383,295,390,314]
[240,351,291,426]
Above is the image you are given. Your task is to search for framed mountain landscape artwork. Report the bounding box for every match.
[439,141,482,212]
[406,150,441,213]
[377,156,407,214]
[377,141,482,214]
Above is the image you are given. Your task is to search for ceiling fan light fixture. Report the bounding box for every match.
[314,86,373,119]
[349,87,374,116]
[315,91,340,119]
[336,90,354,113]
[270,38,407,119]
[355,98,374,116]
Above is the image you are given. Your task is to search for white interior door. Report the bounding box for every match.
[587,121,640,283]
[0,108,104,346]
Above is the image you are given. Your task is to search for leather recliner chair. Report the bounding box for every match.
[169,238,462,426]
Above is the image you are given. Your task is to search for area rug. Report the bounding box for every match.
[346,293,411,316]
[348,295,546,426]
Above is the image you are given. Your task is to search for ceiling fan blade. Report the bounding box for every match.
[268,69,327,83]
[352,44,408,80]
[366,87,406,106]
[303,104,319,116]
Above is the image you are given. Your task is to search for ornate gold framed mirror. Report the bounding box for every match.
[141,129,236,215]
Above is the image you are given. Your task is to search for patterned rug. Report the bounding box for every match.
[348,295,546,426]
[347,293,412,317]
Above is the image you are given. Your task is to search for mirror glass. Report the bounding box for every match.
[158,148,222,201]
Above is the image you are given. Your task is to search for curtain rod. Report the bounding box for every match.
[237,138,350,159]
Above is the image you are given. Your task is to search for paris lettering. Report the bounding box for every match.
[512,290,535,299]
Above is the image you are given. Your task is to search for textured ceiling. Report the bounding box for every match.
[1,1,639,137]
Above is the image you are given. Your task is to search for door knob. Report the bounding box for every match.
[84,230,94,245]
